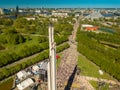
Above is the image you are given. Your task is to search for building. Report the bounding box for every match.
[0,8,11,15]
[18,9,24,13]
[75,12,80,17]
[35,9,41,13]
[84,11,104,20]
[17,78,34,90]
[81,24,98,31]
[50,18,58,22]
[0,8,4,14]
[32,65,39,72]
[17,71,28,80]
[52,12,68,17]
[81,24,93,30]
[25,17,35,21]
[16,6,19,14]
[85,26,98,31]
[14,60,48,90]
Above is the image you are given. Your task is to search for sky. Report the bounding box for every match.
[0,0,120,8]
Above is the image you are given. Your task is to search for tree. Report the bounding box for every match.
[14,18,27,28]
[4,28,25,44]
[3,19,13,26]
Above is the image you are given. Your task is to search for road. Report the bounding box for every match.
[57,16,95,90]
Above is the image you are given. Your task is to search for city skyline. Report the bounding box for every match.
[0,0,120,8]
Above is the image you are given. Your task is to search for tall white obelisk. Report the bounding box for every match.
[48,24,56,90]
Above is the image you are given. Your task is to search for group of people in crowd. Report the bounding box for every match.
[57,44,78,89]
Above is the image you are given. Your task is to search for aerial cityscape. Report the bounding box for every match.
[0,0,120,90]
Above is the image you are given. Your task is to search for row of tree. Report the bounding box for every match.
[54,22,73,35]
[77,30,120,81]
[0,18,13,26]
[0,28,25,45]
[55,35,68,45]
[0,42,70,81]
[86,31,120,44]
[0,34,69,67]
[0,16,73,35]
[0,42,48,67]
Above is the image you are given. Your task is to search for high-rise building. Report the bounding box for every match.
[16,5,19,17]
[0,8,11,15]
[0,8,4,14]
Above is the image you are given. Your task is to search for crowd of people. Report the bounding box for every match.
[56,18,80,90]
[56,41,95,90]
[56,17,95,90]
[57,41,78,89]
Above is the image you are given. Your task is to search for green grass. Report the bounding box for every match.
[0,78,13,90]
[89,80,109,90]
[78,54,115,80]
[0,35,47,54]
[0,35,38,52]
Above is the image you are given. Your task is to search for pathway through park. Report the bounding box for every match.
[57,16,95,90]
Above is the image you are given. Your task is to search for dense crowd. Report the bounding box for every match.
[56,16,95,90]
[57,41,78,89]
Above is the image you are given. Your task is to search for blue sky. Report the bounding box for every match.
[0,0,120,8]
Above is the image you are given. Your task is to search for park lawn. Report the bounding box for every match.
[0,35,45,54]
[78,54,115,80]
[0,78,13,90]
[89,80,109,90]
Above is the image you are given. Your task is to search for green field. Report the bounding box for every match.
[89,80,109,90]
[78,54,115,80]
[0,78,13,90]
